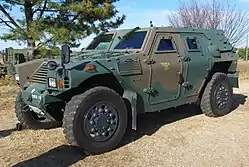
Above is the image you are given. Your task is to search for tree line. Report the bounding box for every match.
[0,0,125,60]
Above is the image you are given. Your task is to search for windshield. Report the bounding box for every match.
[114,31,147,50]
[86,33,114,50]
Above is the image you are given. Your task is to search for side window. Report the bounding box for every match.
[115,31,147,49]
[157,38,175,51]
[186,37,199,50]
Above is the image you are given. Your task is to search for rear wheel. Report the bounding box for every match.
[63,86,127,155]
[15,91,61,129]
[200,72,233,117]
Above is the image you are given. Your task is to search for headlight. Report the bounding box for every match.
[15,73,19,81]
[48,77,56,88]
[47,61,58,70]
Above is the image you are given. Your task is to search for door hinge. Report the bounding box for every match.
[182,81,193,90]
[144,58,156,65]
[143,87,156,94]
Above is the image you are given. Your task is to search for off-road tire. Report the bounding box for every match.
[200,72,233,117]
[15,91,61,129]
[63,86,128,155]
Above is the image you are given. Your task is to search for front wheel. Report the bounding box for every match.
[200,72,233,117]
[63,86,128,155]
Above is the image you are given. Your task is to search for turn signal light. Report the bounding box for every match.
[85,64,95,71]
[58,80,64,88]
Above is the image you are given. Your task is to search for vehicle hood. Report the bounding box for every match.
[51,51,135,70]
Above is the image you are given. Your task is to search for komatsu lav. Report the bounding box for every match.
[14,26,239,154]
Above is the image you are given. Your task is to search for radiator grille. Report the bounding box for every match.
[30,62,48,84]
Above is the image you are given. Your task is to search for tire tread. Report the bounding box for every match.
[62,86,123,153]
[200,72,232,117]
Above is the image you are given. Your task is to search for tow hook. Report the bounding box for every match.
[28,105,45,116]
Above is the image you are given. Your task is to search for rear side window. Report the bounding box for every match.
[157,39,175,51]
[187,38,199,50]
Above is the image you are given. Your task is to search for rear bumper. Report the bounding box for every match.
[227,72,239,88]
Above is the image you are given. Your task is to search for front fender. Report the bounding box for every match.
[70,61,112,89]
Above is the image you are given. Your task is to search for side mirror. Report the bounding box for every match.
[61,45,70,64]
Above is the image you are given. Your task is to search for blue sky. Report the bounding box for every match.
[1,0,249,50]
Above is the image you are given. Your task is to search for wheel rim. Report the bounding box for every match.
[84,102,119,142]
[214,82,229,110]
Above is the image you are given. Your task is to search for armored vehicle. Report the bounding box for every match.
[14,26,239,154]
[0,47,28,77]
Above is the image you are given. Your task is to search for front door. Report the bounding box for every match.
[149,33,182,105]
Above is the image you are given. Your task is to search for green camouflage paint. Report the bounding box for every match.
[15,26,239,130]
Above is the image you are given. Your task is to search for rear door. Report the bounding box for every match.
[181,34,209,97]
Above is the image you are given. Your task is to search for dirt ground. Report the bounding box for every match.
[0,62,249,167]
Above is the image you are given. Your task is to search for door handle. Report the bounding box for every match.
[178,72,184,84]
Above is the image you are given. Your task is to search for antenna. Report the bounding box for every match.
[68,30,70,45]
[246,33,248,62]
[150,21,153,27]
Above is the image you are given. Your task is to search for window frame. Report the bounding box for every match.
[154,35,178,54]
[85,32,116,51]
[185,36,201,52]
[113,29,151,52]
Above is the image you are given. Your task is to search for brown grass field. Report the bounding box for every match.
[0,61,249,167]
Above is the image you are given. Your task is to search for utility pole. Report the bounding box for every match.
[246,33,248,62]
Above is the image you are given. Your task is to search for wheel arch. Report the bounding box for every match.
[62,73,138,131]
[199,61,233,99]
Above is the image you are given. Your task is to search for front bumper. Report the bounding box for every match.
[21,83,63,111]
[227,72,239,88]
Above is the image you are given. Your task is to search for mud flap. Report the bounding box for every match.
[122,90,137,130]
[227,72,239,88]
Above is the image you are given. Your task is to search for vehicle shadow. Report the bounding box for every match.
[12,145,86,167]
[12,93,247,167]
[231,94,247,110]
[0,128,16,138]
[120,93,247,146]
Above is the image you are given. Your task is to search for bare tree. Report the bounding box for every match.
[168,0,249,46]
